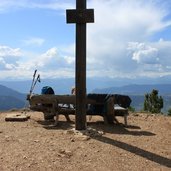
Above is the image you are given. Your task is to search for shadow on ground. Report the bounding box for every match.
[36,119,171,168]
[93,134,171,168]
[88,121,156,136]
[36,120,75,130]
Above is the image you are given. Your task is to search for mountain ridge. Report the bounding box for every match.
[93,84,171,95]
[0,83,171,113]
[1,77,171,94]
[0,85,26,111]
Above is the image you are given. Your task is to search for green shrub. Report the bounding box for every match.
[128,106,135,112]
[167,108,171,116]
[143,89,163,113]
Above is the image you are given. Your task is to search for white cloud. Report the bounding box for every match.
[13,47,75,79]
[0,45,22,57]
[127,40,171,77]
[22,37,45,47]
[0,0,74,13]
[86,0,171,78]
[128,42,159,64]
[0,44,75,79]
[0,0,171,80]
[0,45,22,70]
[36,47,75,69]
[0,57,15,70]
[0,0,29,13]
[30,1,74,11]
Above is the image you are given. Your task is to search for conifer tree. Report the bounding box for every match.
[143,89,163,113]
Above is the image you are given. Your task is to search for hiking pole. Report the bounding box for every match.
[31,74,41,94]
[29,69,37,95]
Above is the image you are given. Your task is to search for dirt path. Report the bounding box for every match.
[0,111,171,171]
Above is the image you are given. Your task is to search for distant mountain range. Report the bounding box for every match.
[0,82,171,113]
[1,77,171,94]
[92,84,171,95]
[0,85,26,111]
[93,84,171,113]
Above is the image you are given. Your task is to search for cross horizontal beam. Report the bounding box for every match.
[66,9,94,24]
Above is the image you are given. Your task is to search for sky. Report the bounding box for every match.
[0,0,171,82]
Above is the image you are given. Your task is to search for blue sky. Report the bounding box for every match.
[0,0,171,82]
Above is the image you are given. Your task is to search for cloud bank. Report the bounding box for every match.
[87,0,171,78]
[0,0,171,80]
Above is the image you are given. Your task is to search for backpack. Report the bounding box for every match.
[41,86,55,95]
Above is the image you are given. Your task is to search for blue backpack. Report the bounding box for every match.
[41,86,55,95]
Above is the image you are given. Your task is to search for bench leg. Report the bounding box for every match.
[124,114,128,126]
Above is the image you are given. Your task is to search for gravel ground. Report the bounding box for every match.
[0,111,171,171]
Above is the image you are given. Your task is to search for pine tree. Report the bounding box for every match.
[143,89,163,113]
[167,108,171,116]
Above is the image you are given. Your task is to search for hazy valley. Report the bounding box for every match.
[0,79,171,113]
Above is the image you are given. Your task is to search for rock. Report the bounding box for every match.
[84,127,104,137]
[74,134,90,141]
[65,129,75,135]
[58,149,73,158]
[5,113,30,121]
[65,127,104,141]
[23,156,27,159]
[34,140,39,143]
[70,138,75,142]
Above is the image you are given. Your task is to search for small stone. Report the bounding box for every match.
[70,138,75,142]
[65,150,73,156]
[65,130,75,134]
[75,134,90,141]
[23,156,27,159]
[58,149,65,153]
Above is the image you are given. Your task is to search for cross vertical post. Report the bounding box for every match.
[66,0,94,130]
[75,0,87,130]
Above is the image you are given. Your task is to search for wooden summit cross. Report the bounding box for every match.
[66,0,94,130]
